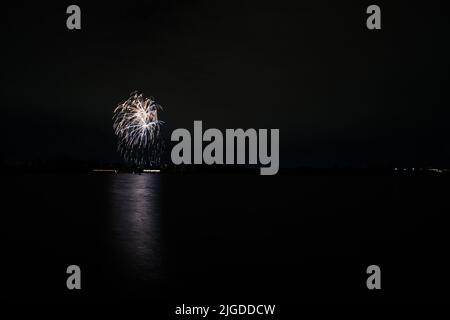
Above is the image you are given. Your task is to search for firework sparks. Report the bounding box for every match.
[113,91,164,166]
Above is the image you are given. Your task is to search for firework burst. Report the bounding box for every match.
[113,91,164,166]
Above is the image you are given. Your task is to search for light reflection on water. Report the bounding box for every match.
[109,174,161,281]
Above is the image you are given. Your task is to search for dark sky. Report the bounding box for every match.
[2,1,450,167]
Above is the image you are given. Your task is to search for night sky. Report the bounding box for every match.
[2,1,450,167]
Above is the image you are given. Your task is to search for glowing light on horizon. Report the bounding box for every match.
[143,169,160,173]
[93,169,118,173]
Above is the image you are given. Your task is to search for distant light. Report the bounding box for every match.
[394,168,398,171]
[143,169,160,173]
[93,169,118,173]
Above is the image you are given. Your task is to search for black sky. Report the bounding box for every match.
[2,1,450,167]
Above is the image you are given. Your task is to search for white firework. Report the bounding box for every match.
[113,91,164,166]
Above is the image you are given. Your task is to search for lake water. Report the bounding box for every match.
[1,172,449,299]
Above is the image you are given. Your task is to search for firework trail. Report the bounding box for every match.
[113,91,164,166]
